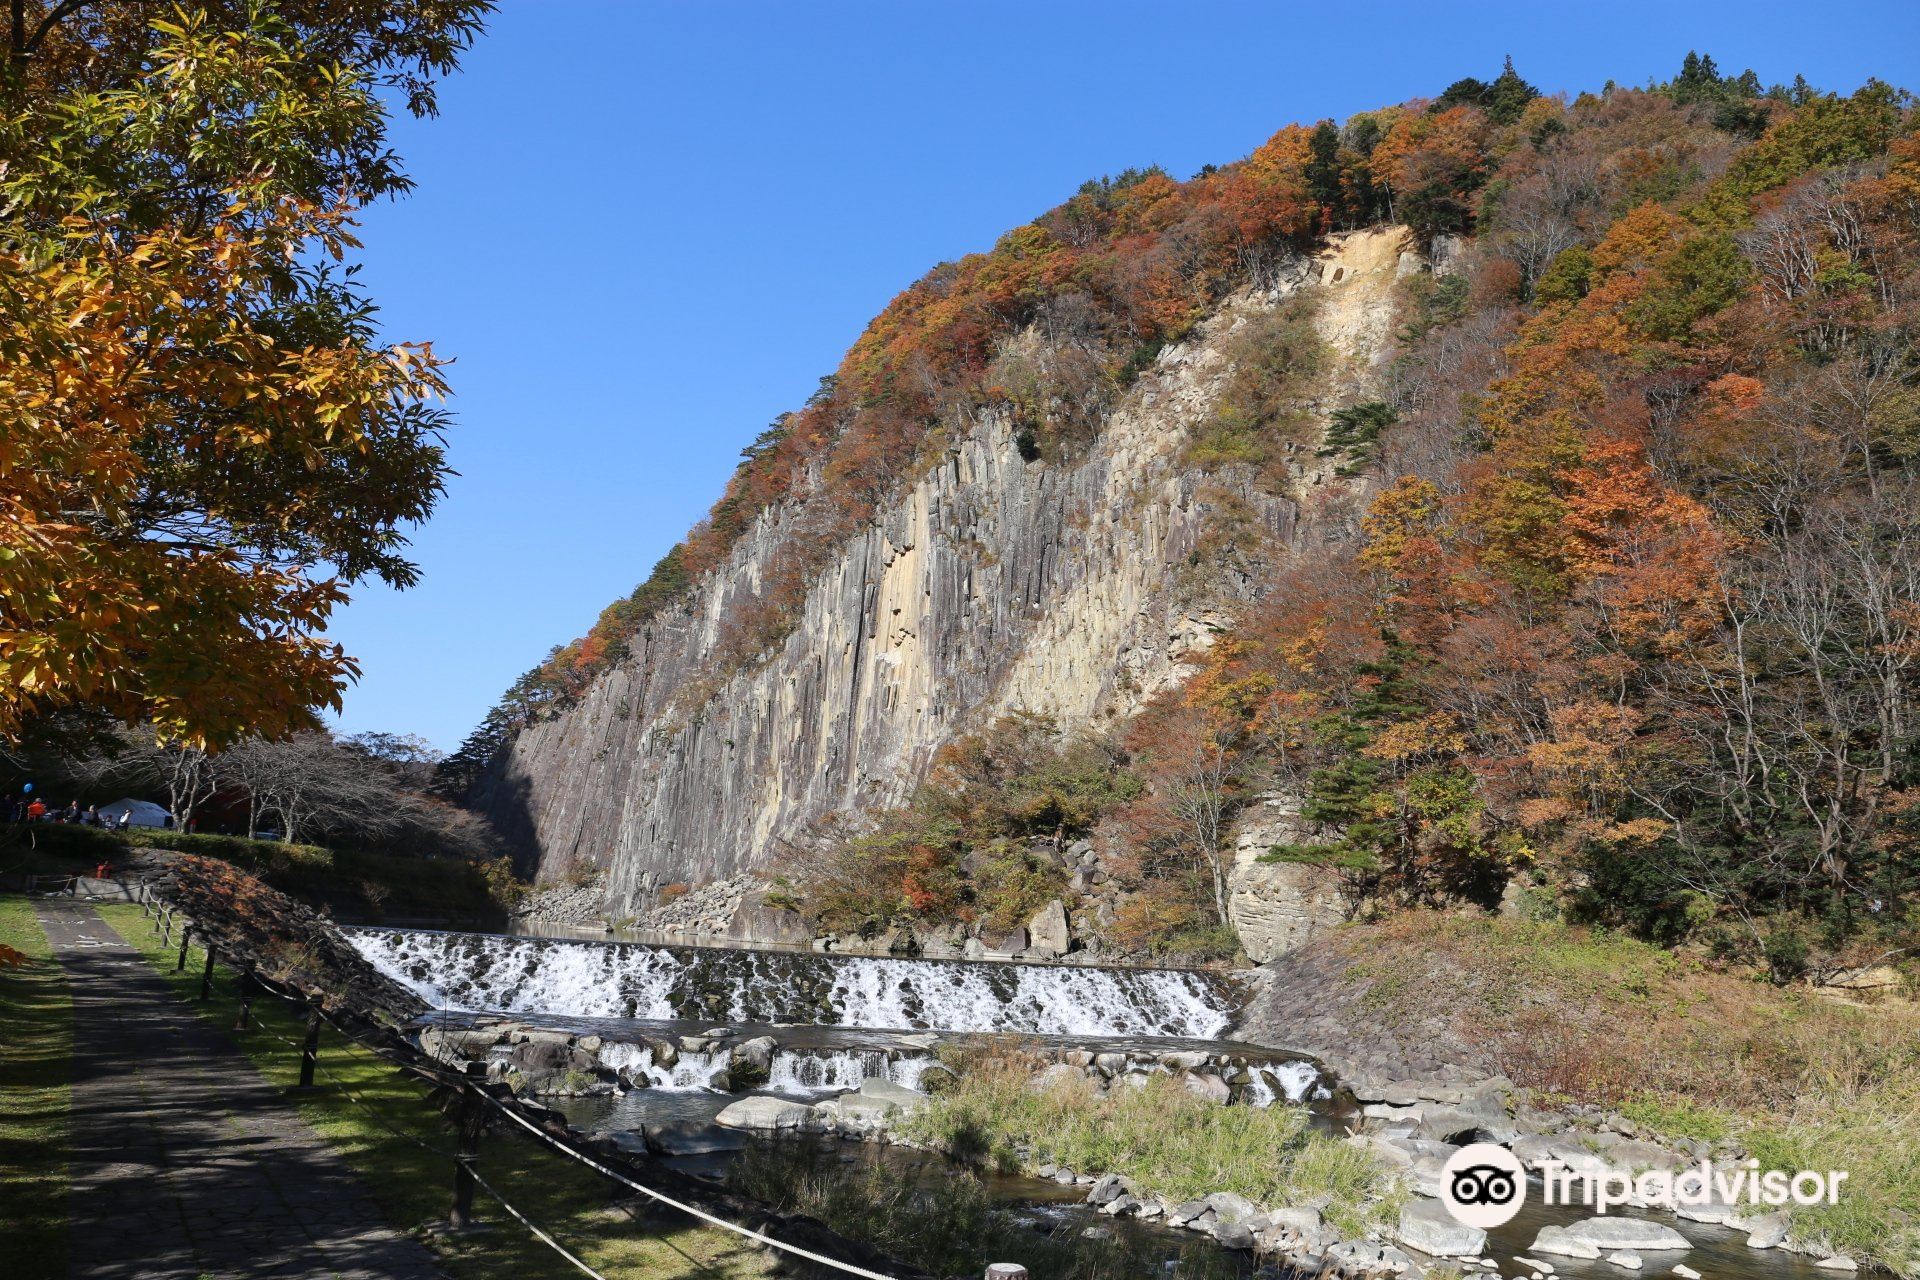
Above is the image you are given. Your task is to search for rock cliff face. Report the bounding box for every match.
[481,229,1416,924]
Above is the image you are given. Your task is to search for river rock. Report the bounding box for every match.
[1407,1154,1449,1197]
[714,1096,824,1132]
[1269,1206,1323,1234]
[1743,1212,1790,1249]
[979,925,1027,955]
[858,1077,927,1111]
[1204,1191,1260,1226]
[642,1121,746,1156]
[1029,1062,1087,1094]
[1604,1252,1643,1270]
[1528,1227,1603,1260]
[1606,1140,1684,1172]
[1087,1174,1131,1206]
[1815,1258,1859,1272]
[1538,1219,1690,1254]
[1180,1071,1231,1103]
[1211,1220,1256,1249]
[1398,1199,1488,1258]
[814,1093,895,1135]
[724,890,812,946]
[1026,899,1071,956]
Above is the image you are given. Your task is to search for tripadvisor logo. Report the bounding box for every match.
[1439,1142,1851,1229]
[1442,1144,1527,1229]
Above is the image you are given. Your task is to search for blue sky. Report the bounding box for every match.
[329,0,1920,750]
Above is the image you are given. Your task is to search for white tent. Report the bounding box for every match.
[98,798,170,828]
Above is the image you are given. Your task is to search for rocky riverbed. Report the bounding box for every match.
[407,1012,1866,1280]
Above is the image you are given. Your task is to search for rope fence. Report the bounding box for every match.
[119,882,1022,1280]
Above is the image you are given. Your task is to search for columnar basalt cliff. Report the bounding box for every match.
[481,228,1415,919]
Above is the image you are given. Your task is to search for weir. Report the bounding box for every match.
[346,926,1240,1038]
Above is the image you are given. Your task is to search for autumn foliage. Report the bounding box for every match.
[0,3,488,747]
[1161,72,1920,971]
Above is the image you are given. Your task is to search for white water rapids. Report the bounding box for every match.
[346,927,1237,1038]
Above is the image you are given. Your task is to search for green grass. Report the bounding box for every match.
[1744,1075,1920,1274]
[1616,1094,1735,1143]
[94,903,769,1280]
[898,1050,1398,1237]
[0,895,72,1279]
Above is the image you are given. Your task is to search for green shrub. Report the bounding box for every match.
[1186,295,1326,488]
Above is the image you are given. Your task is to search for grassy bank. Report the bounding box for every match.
[94,902,767,1280]
[0,895,71,1277]
[1341,914,1920,1274]
[898,1047,1397,1237]
[6,824,510,924]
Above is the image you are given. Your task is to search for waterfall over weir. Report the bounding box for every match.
[346,927,1239,1039]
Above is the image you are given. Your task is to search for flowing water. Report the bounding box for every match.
[346,926,1239,1037]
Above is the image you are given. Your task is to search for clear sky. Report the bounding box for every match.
[328,0,1920,751]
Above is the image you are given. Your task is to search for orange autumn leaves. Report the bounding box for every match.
[0,11,460,747]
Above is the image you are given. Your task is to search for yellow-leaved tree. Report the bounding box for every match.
[0,2,490,747]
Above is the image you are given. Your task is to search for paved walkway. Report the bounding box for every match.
[34,898,445,1280]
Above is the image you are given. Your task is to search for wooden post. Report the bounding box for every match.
[449,1085,486,1230]
[200,946,216,1002]
[160,905,173,946]
[232,970,254,1031]
[176,925,192,971]
[293,1004,323,1091]
[986,1266,1030,1280]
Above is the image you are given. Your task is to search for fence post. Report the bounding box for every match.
[200,946,216,1002]
[232,970,255,1032]
[161,905,173,946]
[176,925,192,971]
[449,1084,486,1230]
[292,1003,323,1091]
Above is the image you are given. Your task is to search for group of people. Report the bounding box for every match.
[6,797,139,830]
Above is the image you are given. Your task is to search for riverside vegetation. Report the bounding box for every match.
[897,1049,1396,1238]
[1331,914,1920,1274]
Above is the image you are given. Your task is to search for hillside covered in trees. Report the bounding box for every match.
[463,56,1920,976]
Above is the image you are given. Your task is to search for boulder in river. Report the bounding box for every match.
[1534,1219,1689,1256]
[714,1096,825,1132]
[1397,1199,1488,1258]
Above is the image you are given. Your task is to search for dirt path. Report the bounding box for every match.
[33,898,445,1280]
